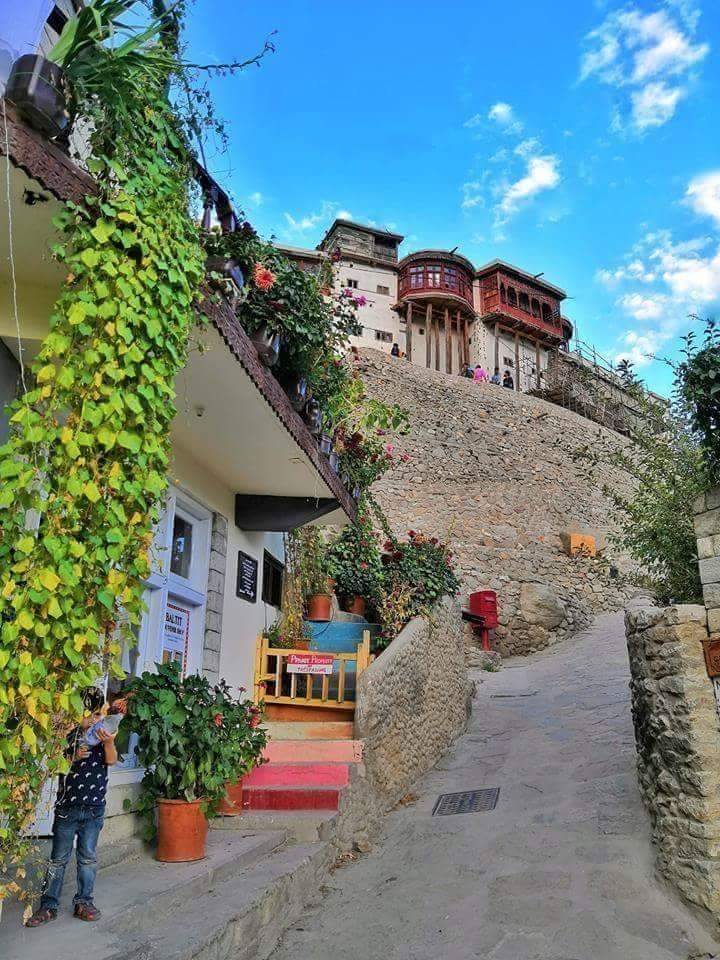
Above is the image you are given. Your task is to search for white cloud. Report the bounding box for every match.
[686,171,720,226]
[618,292,668,320]
[463,113,483,129]
[247,191,264,206]
[631,81,684,130]
[487,102,523,135]
[461,181,486,210]
[579,2,709,134]
[283,201,350,234]
[616,329,666,367]
[336,209,353,221]
[496,153,561,222]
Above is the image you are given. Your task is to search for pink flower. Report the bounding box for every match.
[401,453,410,462]
[253,262,276,291]
[353,295,368,307]
[385,443,395,454]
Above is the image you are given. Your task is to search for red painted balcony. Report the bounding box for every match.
[398,251,475,311]
[477,264,566,343]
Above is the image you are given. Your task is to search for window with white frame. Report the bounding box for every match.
[346,278,358,289]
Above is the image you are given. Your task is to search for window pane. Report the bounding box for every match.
[170,514,193,578]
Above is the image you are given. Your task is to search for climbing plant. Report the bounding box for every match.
[0,8,204,896]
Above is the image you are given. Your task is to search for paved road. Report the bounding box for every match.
[269,613,720,960]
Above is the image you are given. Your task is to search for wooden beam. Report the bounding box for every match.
[406,302,413,363]
[434,312,441,371]
[464,316,471,368]
[494,321,500,375]
[456,311,463,373]
[514,332,520,392]
[535,339,541,390]
[425,303,432,368]
[445,308,452,374]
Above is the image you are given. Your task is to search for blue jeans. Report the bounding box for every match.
[40,804,105,910]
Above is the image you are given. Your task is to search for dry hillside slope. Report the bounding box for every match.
[360,348,638,655]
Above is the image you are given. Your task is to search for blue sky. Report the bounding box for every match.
[186,0,720,395]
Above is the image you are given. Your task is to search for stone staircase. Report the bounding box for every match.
[0,722,364,960]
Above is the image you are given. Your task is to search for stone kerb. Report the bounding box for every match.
[354,597,473,807]
[625,597,720,927]
[695,487,720,637]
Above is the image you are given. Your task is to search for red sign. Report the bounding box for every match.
[287,654,334,676]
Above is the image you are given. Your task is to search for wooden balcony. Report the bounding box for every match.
[398,252,475,311]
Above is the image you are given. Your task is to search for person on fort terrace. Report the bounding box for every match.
[490,367,501,385]
[26,688,118,927]
[463,364,474,378]
[390,342,400,357]
[473,364,488,382]
[503,370,514,390]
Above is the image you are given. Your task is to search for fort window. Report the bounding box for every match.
[500,283,507,303]
[531,298,540,318]
[503,356,515,368]
[507,286,517,306]
[541,302,553,323]
[377,284,390,296]
[346,278,358,289]
[375,330,393,343]
[519,292,530,313]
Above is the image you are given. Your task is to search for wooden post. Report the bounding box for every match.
[464,316,470,368]
[425,303,432,368]
[456,311,463,372]
[405,302,413,363]
[535,339,541,390]
[444,307,452,373]
[253,633,264,704]
[514,332,521,392]
[494,321,500,375]
[434,313,440,371]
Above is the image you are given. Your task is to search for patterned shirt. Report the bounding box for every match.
[56,728,108,808]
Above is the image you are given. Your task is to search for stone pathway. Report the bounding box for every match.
[268,613,720,960]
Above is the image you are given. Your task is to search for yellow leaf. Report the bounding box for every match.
[108,569,124,586]
[38,569,60,592]
[18,651,31,665]
[60,426,73,444]
[73,634,86,652]
[129,512,143,525]
[2,578,15,598]
[36,712,49,731]
[40,384,52,398]
[47,596,62,619]
[17,609,33,630]
[83,481,101,503]
[21,725,36,749]
[36,364,56,383]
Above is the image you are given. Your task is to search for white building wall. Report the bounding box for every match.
[338,260,402,354]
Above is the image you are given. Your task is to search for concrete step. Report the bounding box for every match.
[0,830,287,960]
[243,762,350,789]
[212,810,339,844]
[243,786,342,811]
[263,721,355,740]
[263,739,363,763]
[117,840,335,960]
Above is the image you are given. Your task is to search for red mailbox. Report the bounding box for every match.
[468,590,498,628]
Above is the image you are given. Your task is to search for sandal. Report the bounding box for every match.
[25,907,57,927]
[73,902,101,922]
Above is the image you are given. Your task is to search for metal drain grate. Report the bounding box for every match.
[432,788,500,816]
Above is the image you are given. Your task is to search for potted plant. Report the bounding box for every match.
[124,663,259,860]
[217,696,267,817]
[6,55,71,139]
[298,527,333,622]
[327,519,384,618]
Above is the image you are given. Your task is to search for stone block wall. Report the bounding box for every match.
[354,597,473,806]
[695,487,720,634]
[359,348,638,656]
[625,598,720,925]
[202,512,228,682]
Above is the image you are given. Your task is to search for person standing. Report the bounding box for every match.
[473,364,488,382]
[490,367,501,385]
[26,689,118,926]
[502,370,514,390]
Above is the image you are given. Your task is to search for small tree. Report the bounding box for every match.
[676,318,720,484]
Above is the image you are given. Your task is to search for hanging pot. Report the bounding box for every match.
[307,593,332,621]
[328,451,340,473]
[217,779,244,816]
[156,798,208,862]
[287,378,309,412]
[250,323,281,367]
[346,595,367,618]
[341,472,351,488]
[206,255,244,289]
[318,433,333,455]
[303,399,322,436]
[352,484,362,501]
[6,55,71,140]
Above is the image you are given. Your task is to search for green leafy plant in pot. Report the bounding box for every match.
[124,663,266,859]
[327,516,384,618]
[297,527,334,622]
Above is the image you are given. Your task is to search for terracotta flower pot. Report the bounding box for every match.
[346,595,366,617]
[307,593,331,621]
[217,779,244,816]
[156,798,208,862]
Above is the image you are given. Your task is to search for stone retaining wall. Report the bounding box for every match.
[695,487,720,633]
[360,348,638,655]
[625,598,720,927]
[354,597,472,806]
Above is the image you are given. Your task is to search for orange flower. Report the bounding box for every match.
[213,712,223,727]
[253,262,276,291]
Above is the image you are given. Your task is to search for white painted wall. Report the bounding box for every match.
[337,260,402,354]
[171,443,284,696]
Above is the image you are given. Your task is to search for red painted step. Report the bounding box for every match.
[263,740,363,764]
[243,786,342,811]
[243,762,350,789]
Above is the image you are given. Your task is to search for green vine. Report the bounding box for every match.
[0,17,203,896]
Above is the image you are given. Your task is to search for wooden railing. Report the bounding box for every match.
[253,631,372,712]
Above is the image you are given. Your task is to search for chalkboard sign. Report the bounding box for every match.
[236,551,258,602]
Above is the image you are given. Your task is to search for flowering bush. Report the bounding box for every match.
[381,530,460,622]
[326,512,384,604]
[124,662,266,836]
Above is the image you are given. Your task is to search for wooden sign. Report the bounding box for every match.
[286,653,334,676]
[703,638,720,678]
[236,550,258,602]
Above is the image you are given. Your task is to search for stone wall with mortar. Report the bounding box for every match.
[353,598,473,807]
[695,487,720,634]
[625,597,720,927]
[359,347,638,656]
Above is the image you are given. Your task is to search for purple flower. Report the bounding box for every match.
[353,295,368,307]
